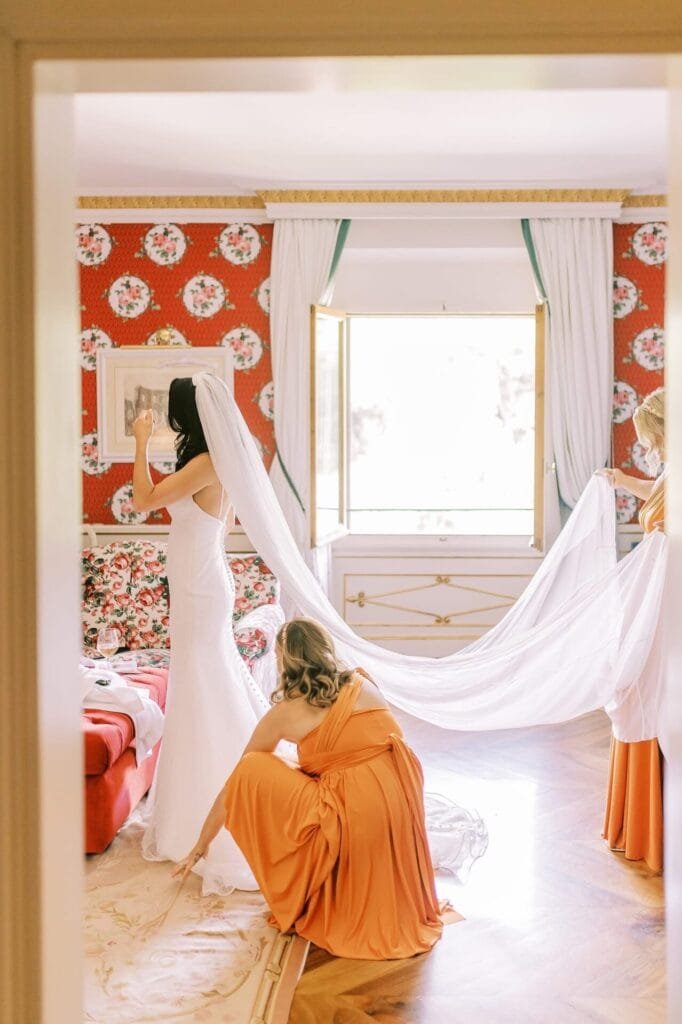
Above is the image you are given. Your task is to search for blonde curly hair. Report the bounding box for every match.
[271,618,354,709]
[633,386,665,453]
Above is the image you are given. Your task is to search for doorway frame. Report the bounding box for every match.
[1,19,681,1023]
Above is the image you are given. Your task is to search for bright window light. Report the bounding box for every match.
[348,315,536,535]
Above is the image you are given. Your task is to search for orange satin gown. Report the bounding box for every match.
[602,476,665,872]
[224,676,443,959]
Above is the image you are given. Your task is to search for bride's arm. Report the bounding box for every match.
[132,413,216,512]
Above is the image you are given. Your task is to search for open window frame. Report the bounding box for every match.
[310,305,349,547]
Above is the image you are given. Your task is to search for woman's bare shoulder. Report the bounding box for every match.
[352,671,390,711]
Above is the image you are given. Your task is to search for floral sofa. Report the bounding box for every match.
[82,539,282,672]
[81,539,283,853]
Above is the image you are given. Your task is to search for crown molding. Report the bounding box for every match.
[621,193,667,207]
[259,188,631,204]
[76,188,668,223]
[77,194,265,208]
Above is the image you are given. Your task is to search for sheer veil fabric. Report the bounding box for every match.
[195,373,667,746]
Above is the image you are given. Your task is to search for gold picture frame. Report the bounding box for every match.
[97,344,233,462]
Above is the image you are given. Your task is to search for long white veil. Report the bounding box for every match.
[196,373,667,744]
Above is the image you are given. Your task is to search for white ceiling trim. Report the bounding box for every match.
[617,206,668,223]
[264,201,625,220]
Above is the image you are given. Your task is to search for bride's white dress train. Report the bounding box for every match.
[142,493,269,893]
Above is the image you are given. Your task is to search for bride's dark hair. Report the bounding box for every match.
[168,377,209,471]
[271,618,354,709]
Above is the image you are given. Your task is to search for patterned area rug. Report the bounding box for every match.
[84,813,308,1023]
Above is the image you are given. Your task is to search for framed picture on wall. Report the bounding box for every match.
[97,346,233,462]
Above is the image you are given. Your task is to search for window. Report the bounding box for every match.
[347,314,539,536]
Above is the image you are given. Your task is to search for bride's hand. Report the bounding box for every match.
[171,842,208,881]
[133,409,155,443]
[595,467,622,488]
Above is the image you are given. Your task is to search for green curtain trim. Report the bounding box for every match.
[521,219,549,305]
[326,218,351,290]
[275,446,306,515]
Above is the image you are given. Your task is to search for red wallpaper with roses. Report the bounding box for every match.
[79,222,274,524]
[612,221,666,525]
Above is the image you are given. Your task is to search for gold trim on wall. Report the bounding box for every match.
[75,188,663,211]
[260,188,631,204]
[621,194,667,208]
[77,194,266,209]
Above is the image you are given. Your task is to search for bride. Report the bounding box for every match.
[132,376,269,893]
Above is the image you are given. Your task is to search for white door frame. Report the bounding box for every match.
[32,55,682,1023]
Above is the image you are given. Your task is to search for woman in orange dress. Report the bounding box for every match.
[173,617,444,959]
[599,387,665,872]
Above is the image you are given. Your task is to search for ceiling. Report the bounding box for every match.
[75,82,668,195]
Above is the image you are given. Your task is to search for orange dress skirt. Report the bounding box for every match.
[602,478,664,872]
[224,677,443,959]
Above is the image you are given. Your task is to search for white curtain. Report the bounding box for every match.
[526,218,614,508]
[196,374,667,744]
[269,219,341,600]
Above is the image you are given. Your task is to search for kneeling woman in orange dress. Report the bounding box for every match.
[174,617,443,959]
[600,386,665,873]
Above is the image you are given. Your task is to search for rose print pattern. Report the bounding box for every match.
[142,224,188,266]
[217,224,262,266]
[80,326,114,370]
[615,489,638,525]
[613,275,643,320]
[82,541,280,654]
[234,627,268,669]
[107,275,153,318]
[76,224,113,266]
[181,273,232,318]
[625,440,657,479]
[627,222,668,266]
[80,222,275,524]
[108,483,149,525]
[256,381,275,421]
[256,277,270,315]
[613,222,665,525]
[81,431,111,476]
[628,326,665,372]
[612,381,638,424]
[221,326,264,370]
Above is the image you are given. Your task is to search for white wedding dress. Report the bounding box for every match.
[142,492,270,893]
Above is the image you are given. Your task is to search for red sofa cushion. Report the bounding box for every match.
[83,712,135,775]
[83,668,169,778]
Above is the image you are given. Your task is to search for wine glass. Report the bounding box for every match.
[96,627,120,667]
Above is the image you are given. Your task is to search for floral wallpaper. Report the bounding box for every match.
[612,222,666,525]
[79,222,274,524]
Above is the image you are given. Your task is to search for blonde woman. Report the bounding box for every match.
[599,386,665,872]
[173,617,445,959]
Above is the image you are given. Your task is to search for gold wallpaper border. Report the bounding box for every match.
[76,188,665,210]
[259,188,631,204]
[77,194,266,209]
[621,194,667,208]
